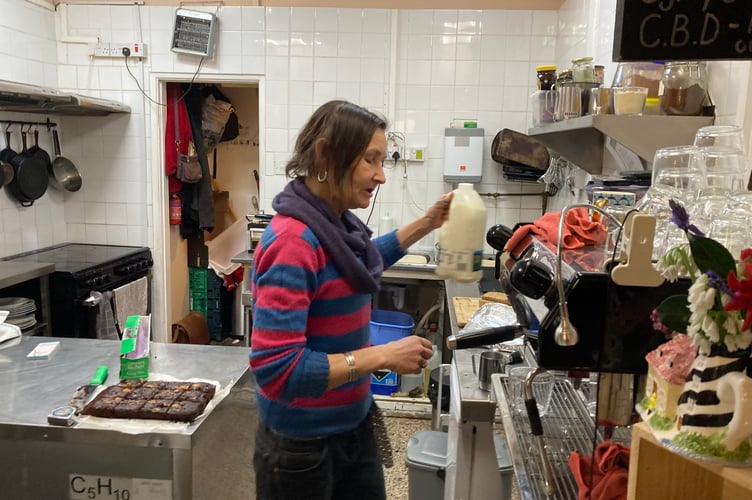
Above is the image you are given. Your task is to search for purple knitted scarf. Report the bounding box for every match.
[272,178,383,293]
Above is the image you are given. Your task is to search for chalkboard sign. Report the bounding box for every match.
[613,0,752,61]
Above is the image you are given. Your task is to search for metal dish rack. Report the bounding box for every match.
[491,373,631,500]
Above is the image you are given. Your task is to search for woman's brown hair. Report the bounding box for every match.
[285,100,387,186]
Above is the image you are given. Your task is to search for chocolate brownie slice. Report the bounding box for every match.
[115,398,146,419]
[81,396,124,418]
[125,386,159,400]
[166,400,206,422]
[137,399,175,420]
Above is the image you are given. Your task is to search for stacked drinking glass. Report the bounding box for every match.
[635,125,751,258]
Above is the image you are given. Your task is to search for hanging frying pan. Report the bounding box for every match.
[50,128,82,192]
[27,128,52,171]
[7,129,48,207]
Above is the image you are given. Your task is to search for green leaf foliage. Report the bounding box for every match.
[688,233,736,279]
[656,294,691,333]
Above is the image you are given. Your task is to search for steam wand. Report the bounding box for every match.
[554,204,625,347]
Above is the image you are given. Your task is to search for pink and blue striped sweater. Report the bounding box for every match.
[250,214,404,437]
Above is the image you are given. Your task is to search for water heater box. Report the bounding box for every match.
[443,128,484,183]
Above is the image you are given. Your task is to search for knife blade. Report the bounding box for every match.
[68,365,109,413]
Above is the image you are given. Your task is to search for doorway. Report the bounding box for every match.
[150,75,262,344]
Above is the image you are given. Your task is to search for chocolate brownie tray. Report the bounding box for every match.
[82,380,217,423]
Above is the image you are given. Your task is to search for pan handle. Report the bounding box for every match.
[52,128,62,157]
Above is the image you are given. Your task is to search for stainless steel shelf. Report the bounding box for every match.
[529,115,714,174]
[492,373,631,500]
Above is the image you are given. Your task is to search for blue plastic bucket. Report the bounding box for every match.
[370,309,414,395]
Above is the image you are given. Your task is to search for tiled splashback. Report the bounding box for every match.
[0,0,747,258]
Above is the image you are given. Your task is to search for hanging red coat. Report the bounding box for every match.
[164,83,193,194]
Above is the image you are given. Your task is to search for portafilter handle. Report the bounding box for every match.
[446,325,524,350]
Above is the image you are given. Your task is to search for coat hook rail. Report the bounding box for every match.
[0,118,57,129]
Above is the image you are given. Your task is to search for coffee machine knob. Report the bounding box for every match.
[509,258,553,299]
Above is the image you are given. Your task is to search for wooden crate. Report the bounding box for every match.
[628,422,752,500]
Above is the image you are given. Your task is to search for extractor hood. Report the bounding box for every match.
[0,79,130,116]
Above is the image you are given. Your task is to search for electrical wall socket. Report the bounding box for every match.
[91,42,147,58]
[404,147,426,162]
[93,42,110,57]
[386,140,403,161]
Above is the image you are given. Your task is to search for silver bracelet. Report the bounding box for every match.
[344,351,358,382]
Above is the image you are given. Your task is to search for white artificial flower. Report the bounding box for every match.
[656,243,697,282]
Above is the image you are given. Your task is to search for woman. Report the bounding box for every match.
[250,100,452,500]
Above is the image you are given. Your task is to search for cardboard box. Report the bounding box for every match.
[120,315,151,380]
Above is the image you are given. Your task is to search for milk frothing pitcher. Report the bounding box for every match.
[555,86,582,121]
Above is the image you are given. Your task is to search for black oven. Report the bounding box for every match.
[3,243,153,338]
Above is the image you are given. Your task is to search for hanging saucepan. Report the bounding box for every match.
[50,128,82,192]
[7,128,48,207]
[0,129,16,187]
[0,158,14,188]
[27,128,52,172]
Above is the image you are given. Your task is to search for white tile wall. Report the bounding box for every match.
[0,0,749,261]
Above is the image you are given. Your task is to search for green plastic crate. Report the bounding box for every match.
[189,267,223,340]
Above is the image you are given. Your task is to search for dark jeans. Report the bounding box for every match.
[254,411,387,500]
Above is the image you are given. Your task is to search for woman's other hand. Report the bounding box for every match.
[423,192,453,231]
[396,192,454,250]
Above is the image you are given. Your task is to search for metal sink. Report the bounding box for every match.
[390,250,437,273]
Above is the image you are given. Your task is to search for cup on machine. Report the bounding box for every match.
[472,350,507,391]
[508,366,554,416]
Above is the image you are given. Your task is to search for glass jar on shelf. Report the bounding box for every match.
[536,65,557,91]
[571,56,596,83]
[555,69,573,88]
[659,61,708,116]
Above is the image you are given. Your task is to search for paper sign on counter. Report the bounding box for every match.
[69,474,171,500]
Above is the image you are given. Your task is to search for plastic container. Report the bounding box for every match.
[370,309,414,395]
[611,61,664,98]
[378,212,394,236]
[435,183,487,283]
[423,345,441,398]
[613,86,648,115]
[406,430,513,500]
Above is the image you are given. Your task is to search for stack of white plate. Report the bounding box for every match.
[0,297,37,331]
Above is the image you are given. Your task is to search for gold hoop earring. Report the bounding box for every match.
[317,170,328,183]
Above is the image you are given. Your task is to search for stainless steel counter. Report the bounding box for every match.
[0,336,257,499]
[0,261,54,289]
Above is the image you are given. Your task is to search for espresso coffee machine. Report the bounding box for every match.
[505,210,689,425]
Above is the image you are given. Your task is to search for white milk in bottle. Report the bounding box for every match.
[435,183,487,283]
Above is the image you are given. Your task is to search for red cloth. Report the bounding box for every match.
[222,267,245,291]
[504,208,607,256]
[164,82,193,194]
[568,441,630,500]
